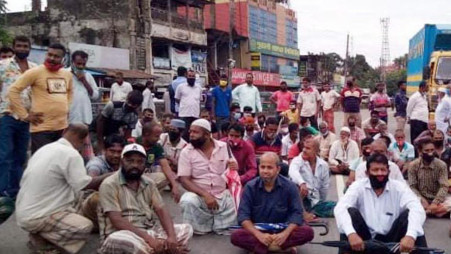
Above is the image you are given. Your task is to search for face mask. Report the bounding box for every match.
[280,127,289,135]
[246,126,254,132]
[258,121,265,127]
[321,130,329,136]
[233,112,242,120]
[187,78,196,86]
[191,137,206,149]
[243,113,252,118]
[143,117,153,124]
[433,140,444,147]
[422,153,435,163]
[44,60,63,72]
[15,51,29,60]
[228,138,241,148]
[168,130,181,142]
[219,80,227,87]
[124,104,135,113]
[362,149,372,157]
[348,122,355,127]
[369,174,389,190]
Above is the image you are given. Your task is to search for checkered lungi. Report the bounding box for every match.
[99,224,193,254]
[179,190,237,234]
[20,208,93,254]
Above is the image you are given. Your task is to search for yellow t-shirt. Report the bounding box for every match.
[8,65,73,133]
[282,109,300,124]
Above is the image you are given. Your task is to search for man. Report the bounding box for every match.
[96,90,143,151]
[139,122,180,201]
[394,80,408,130]
[8,43,72,154]
[175,69,203,140]
[370,82,391,123]
[169,67,187,115]
[316,122,336,161]
[271,81,293,116]
[328,127,359,174]
[348,115,365,145]
[110,72,133,102]
[297,77,321,130]
[221,123,258,186]
[409,138,451,217]
[158,119,188,172]
[372,122,395,144]
[0,36,37,197]
[334,154,427,254]
[231,152,314,254]
[435,87,451,135]
[178,119,238,234]
[232,73,262,113]
[340,80,363,127]
[321,82,340,132]
[243,116,257,141]
[98,143,193,254]
[415,119,437,145]
[212,74,232,132]
[86,134,125,177]
[142,78,156,113]
[406,81,429,143]
[362,110,385,138]
[15,124,112,254]
[200,109,219,139]
[0,46,14,60]
[282,123,299,161]
[281,100,299,124]
[290,139,336,220]
[287,129,315,162]
[389,129,415,176]
[347,137,374,187]
[161,113,174,133]
[249,117,283,157]
[132,108,156,138]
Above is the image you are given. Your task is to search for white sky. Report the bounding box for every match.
[7,0,451,67]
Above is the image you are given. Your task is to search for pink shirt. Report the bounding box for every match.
[178,140,232,198]
[271,90,293,112]
[370,92,390,117]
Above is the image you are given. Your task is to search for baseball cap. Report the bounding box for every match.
[121,143,146,158]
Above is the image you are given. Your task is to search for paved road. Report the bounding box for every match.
[1,109,450,254]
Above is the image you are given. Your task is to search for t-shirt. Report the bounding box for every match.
[101,101,139,136]
[7,65,73,133]
[340,87,362,113]
[175,83,203,118]
[282,109,300,124]
[297,88,321,117]
[362,118,385,137]
[86,155,115,176]
[370,92,390,117]
[271,90,293,112]
[144,143,165,169]
[110,82,133,102]
[212,86,232,117]
[321,90,340,110]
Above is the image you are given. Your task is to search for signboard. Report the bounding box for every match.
[192,50,207,74]
[171,47,192,70]
[68,42,130,70]
[232,68,281,86]
[250,52,261,71]
[249,39,300,60]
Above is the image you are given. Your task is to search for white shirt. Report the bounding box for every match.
[281,135,298,157]
[328,139,360,166]
[334,178,426,239]
[406,91,428,123]
[289,154,330,206]
[15,138,92,226]
[373,133,396,144]
[435,95,451,132]
[297,88,321,117]
[110,81,133,102]
[142,88,156,112]
[159,133,188,166]
[355,160,406,184]
[232,83,262,112]
[175,83,203,118]
[315,132,337,160]
[68,71,99,124]
[321,90,340,110]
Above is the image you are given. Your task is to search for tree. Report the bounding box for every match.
[0,0,7,14]
[0,0,11,46]
[346,54,379,89]
[385,69,407,96]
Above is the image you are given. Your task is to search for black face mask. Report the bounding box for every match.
[191,137,206,149]
[369,174,389,190]
[422,153,435,163]
[168,130,181,142]
[362,149,371,157]
[258,121,265,127]
[348,123,356,127]
[187,78,196,86]
[124,104,135,113]
[433,140,444,147]
[121,167,143,181]
[246,126,254,132]
[15,51,30,60]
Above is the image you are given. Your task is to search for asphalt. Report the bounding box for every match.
[0,109,450,254]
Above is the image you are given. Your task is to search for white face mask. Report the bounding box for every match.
[280,127,289,135]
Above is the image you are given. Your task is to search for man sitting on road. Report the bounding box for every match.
[249,117,284,158]
[328,127,360,174]
[372,122,395,144]
[414,119,437,145]
[15,124,112,254]
[178,119,238,235]
[334,154,427,254]
[315,122,336,162]
[131,108,157,138]
[347,137,374,187]
[362,110,385,138]
[348,115,366,146]
[158,119,188,173]
[388,129,415,177]
[409,138,451,218]
[231,152,314,254]
[86,134,125,177]
[282,123,299,161]
[289,138,336,221]
[98,143,193,254]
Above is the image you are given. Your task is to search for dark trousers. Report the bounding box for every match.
[410,120,428,144]
[231,226,314,254]
[0,115,30,197]
[31,129,64,154]
[339,208,428,254]
[215,116,230,133]
[181,117,197,141]
[301,116,318,130]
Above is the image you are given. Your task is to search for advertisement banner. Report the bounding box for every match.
[232,68,281,86]
[249,39,300,60]
[250,52,261,71]
[171,47,192,70]
[191,50,207,74]
[68,42,130,70]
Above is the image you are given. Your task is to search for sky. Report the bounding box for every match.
[7,0,451,67]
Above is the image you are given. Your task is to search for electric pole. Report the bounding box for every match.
[343,33,349,78]
[380,17,390,82]
[228,0,235,85]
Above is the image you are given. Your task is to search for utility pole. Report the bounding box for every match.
[228,0,235,85]
[343,33,349,78]
[380,17,390,82]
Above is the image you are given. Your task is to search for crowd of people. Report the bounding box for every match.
[0,35,450,254]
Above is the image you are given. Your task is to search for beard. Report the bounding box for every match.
[191,137,207,149]
[369,174,389,190]
[121,167,143,181]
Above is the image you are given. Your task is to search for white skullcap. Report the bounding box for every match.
[340,126,351,134]
[438,87,447,93]
[191,119,211,132]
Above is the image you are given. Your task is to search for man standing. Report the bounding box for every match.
[169,66,187,115]
[340,80,363,127]
[297,77,321,130]
[15,124,112,254]
[98,143,193,254]
[316,122,336,161]
[178,119,238,235]
[394,80,408,130]
[8,43,73,154]
[212,74,232,131]
[158,119,188,173]
[0,36,37,197]
[334,154,427,254]
[110,72,133,102]
[370,82,391,123]
[232,73,262,113]
[231,152,314,254]
[321,82,340,132]
[142,78,156,113]
[406,81,429,143]
[270,81,293,116]
[328,127,359,174]
[435,87,451,135]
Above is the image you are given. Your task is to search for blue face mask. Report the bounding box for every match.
[71,65,85,73]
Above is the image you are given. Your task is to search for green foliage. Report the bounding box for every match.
[346,54,380,89]
[0,0,7,14]
[385,69,407,96]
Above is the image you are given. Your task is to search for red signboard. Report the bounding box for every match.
[232,68,281,87]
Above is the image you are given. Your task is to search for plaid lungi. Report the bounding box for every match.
[99,224,193,254]
[180,190,237,234]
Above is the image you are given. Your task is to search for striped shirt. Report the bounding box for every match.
[408,158,449,204]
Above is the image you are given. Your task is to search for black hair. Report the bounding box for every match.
[265,117,278,127]
[300,117,309,125]
[378,136,391,148]
[104,134,125,149]
[230,103,240,111]
[0,46,14,55]
[246,72,253,78]
[397,80,406,87]
[280,81,287,86]
[243,106,253,112]
[361,137,374,147]
[71,50,88,61]
[228,123,245,137]
[419,81,427,89]
[366,153,389,171]
[417,137,434,151]
[142,122,161,136]
[299,128,312,139]
[370,110,379,117]
[127,90,144,105]
[288,123,299,133]
[48,43,67,56]
[143,108,154,114]
[221,122,231,133]
[302,77,311,82]
[12,35,31,47]
[177,66,187,77]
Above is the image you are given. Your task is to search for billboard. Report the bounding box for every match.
[249,39,300,60]
[68,42,130,70]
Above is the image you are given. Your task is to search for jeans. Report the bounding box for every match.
[31,129,64,154]
[0,115,30,197]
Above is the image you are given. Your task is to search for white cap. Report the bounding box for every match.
[438,87,447,93]
[121,143,146,158]
[340,127,351,134]
[191,119,211,132]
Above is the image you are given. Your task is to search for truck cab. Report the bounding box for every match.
[425,51,451,109]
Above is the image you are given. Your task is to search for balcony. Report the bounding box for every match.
[151,7,204,33]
